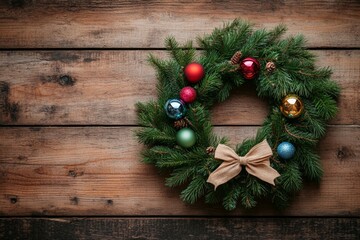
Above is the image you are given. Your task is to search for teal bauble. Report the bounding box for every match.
[277,142,296,160]
[176,128,196,148]
[164,99,187,120]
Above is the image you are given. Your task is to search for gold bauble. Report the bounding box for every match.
[280,94,304,118]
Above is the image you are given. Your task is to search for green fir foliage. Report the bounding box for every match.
[136,19,339,210]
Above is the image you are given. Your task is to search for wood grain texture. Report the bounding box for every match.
[0,50,358,125]
[0,217,359,240]
[0,1,359,236]
[0,1,359,48]
[0,126,359,216]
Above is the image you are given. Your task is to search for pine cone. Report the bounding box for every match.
[266,61,276,72]
[230,51,242,65]
[206,146,216,154]
[173,119,188,129]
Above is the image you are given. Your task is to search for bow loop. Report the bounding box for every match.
[214,144,241,162]
[207,139,280,190]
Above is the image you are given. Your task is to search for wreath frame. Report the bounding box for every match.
[136,20,340,210]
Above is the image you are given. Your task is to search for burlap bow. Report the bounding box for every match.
[207,139,280,189]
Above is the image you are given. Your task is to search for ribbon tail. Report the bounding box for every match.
[246,164,280,186]
[207,161,241,190]
[243,139,280,186]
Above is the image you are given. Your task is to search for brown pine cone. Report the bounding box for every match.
[173,119,188,129]
[206,146,216,154]
[266,61,276,72]
[230,51,242,65]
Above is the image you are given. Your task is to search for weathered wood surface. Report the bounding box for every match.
[0,217,359,240]
[0,0,359,237]
[0,126,359,216]
[0,1,359,48]
[0,50,358,125]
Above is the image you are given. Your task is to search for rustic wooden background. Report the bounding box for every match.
[0,0,359,239]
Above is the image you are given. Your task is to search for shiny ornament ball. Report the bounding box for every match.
[239,57,260,80]
[184,62,205,83]
[176,128,196,148]
[277,142,296,160]
[180,86,197,103]
[164,99,187,120]
[280,94,304,119]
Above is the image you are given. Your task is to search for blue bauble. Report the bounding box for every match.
[277,142,296,160]
[164,99,186,120]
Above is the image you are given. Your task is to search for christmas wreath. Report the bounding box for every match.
[136,20,340,210]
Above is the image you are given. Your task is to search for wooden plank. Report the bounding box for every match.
[0,50,358,125]
[0,1,359,48]
[0,126,358,216]
[0,217,358,240]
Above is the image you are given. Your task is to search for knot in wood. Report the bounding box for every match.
[58,75,75,86]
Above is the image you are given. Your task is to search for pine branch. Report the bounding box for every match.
[240,189,257,209]
[247,177,269,198]
[165,167,195,187]
[196,72,223,106]
[267,24,287,43]
[301,102,327,138]
[165,37,195,67]
[148,54,184,102]
[283,123,318,145]
[277,162,303,193]
[180,176,207,204]
[297,147,323,181]
[222,185,241,211]
[136,127,176,146]
[272,187,290,210]
[313,95,338,121]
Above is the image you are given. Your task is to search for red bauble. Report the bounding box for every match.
[184,62,205,83]
[180,86,197,103]
[239,57,260,80]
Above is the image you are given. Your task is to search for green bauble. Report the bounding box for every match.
[176,128,196,148]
